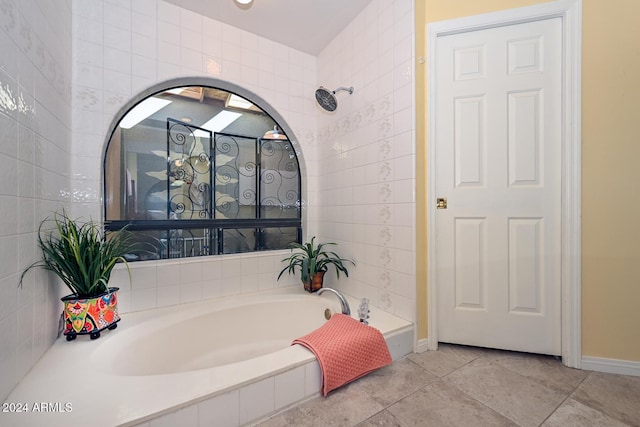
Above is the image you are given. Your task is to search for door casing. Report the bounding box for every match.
[426,0,582,368]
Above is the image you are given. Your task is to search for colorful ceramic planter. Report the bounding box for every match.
[62,287,120,341]
[303,271,325,293]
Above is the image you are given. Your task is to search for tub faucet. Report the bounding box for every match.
[315,287,351,316]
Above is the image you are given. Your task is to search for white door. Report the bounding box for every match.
[435,18,562,355]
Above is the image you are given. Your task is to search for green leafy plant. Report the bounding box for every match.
[277,236,354,285]
[19,211,136,298]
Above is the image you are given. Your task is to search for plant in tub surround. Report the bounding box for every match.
[20,210,137,341]
[277,236,354,292]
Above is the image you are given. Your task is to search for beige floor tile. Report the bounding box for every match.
[254,347,640,427]
[572,371,640,427]
[351,358,438,406]
[355,410,404,427]
[387,379,517,427]
[444,358,568,427]
[485,351,589,393]
[272,382,385,427]
[541,398,630,427]
[407,343,485,377]
[254,413,291,427]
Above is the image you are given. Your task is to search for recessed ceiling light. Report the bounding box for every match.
[226,94,254,110]
[194,111,242,137]
[119,97,172,129]
[166,87,188,95]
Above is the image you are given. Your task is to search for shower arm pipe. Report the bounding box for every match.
[333,86,354,95]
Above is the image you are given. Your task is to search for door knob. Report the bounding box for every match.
[436,198,447,209]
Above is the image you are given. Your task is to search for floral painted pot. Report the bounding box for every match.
[303,271,325,293]
[62,287,120,341]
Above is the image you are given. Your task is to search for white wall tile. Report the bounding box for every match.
[239,377,275,425]
[181,28,202,51]
[201,278,222,300]
[129,261,157,289]
[104,68,132,95]
[75,63,104,89]
[156,260,181,286]
[133,54,157,78]
[240,274,258,294]
[0,314,18,399]
[156,284,179,308]
[181,47,203,71]
[157,1,180,25]
[203,56,222,76]
[304,360,322,397]
[275,365,306,409]
[132,0,156,14]
[133,12,157,38]
[104,46,132,72]
[179,259,203,285]
[116,288,131,313]
[198,390,239,427]
[180,282,202,304]
[158,22,180,44]
[150,404,197,427]
[222,276,242,297]
[131,286,157,311]
[104,5,131,32]
[157,61,180,80]
[75,0,104,21]
[104,24,131,52]
[315,0,415,321]
[222,257,242,279]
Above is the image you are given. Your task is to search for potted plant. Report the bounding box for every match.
[277,236,354,292]
[20,211,136,341]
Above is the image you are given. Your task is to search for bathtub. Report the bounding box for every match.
[3,286,413,427]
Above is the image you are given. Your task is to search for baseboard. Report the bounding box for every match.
[414,338,430,353]
[581,356,640,377]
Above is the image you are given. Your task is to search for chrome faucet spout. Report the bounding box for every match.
[315,287,351,316]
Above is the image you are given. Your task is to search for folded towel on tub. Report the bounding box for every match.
[291,313,392,396]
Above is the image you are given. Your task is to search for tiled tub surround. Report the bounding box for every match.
[1,0,419,409]
[67,0,417,327]
[108,251,301,315]
[3,286,413,427]
[314,0,417,323]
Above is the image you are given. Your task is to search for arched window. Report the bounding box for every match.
[104,86,301,261]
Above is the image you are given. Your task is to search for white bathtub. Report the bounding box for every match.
[3,286,413,427]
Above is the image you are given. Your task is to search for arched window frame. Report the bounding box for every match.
[102,78,304,260]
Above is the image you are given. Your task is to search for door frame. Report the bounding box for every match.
[426,0,582,368]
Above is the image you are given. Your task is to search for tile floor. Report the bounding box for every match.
[255,344,640,427]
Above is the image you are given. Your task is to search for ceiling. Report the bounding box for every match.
[163,0,372,55]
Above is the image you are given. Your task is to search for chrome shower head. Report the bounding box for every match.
[315,86,354,112]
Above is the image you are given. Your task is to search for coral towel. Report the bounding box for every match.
[292,314,392,396]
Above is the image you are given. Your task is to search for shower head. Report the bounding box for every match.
[315,86,354,112]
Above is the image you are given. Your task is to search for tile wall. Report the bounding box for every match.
[315,0,416,322]
[69,0,318,311]
[70,0,319,222]
[109,251,300,314]
[0,0,73,401]
[0,0,418,403]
